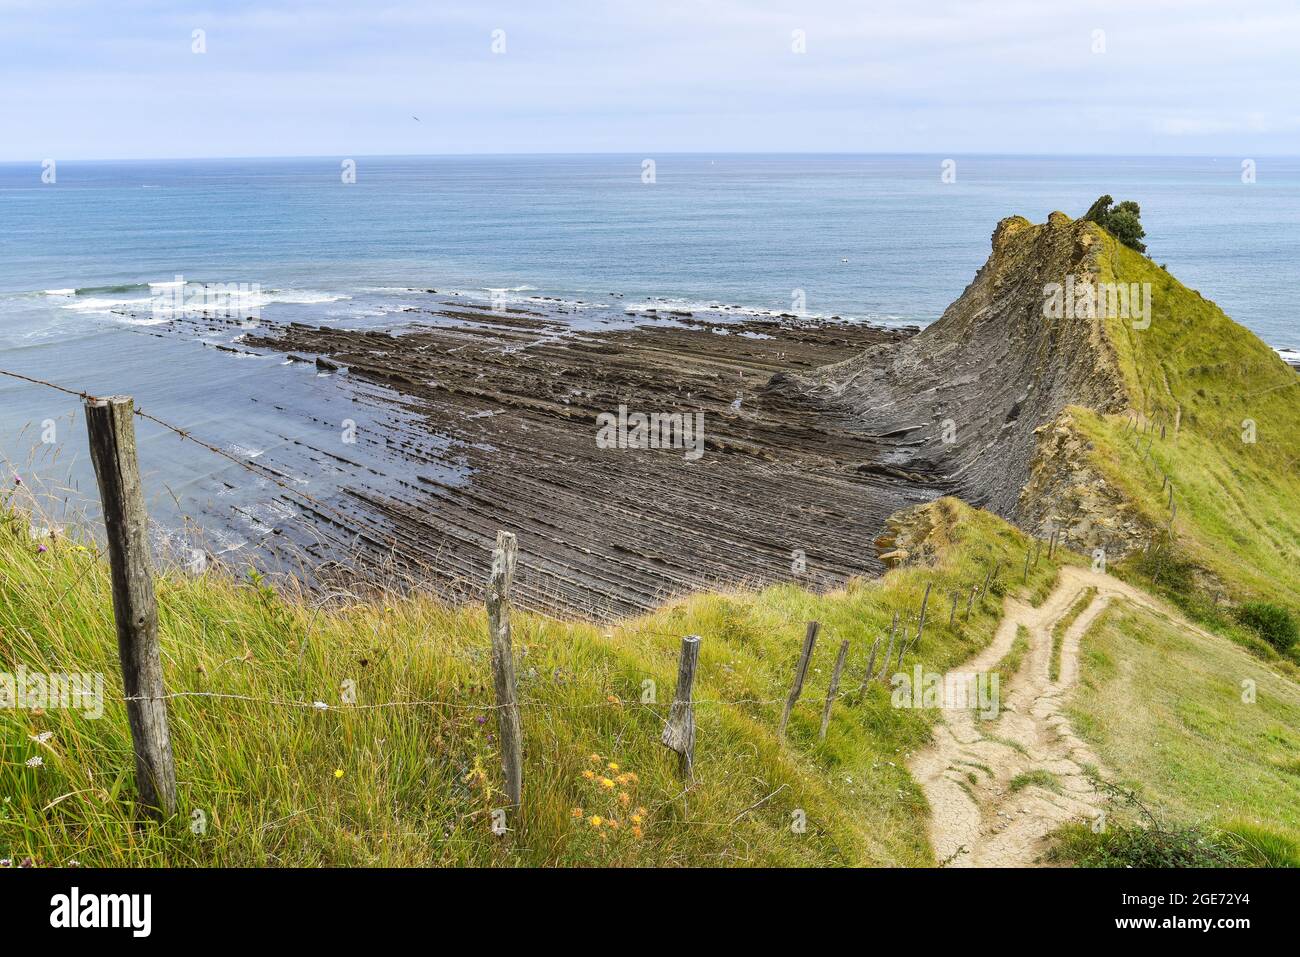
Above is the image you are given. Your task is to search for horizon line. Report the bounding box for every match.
[3,150,1298,165]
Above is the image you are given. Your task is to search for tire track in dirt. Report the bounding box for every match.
[908,565,1197,867]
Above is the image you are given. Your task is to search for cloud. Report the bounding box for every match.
[1,0,1298,158]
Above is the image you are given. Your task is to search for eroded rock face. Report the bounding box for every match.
[1018,410,1156,556]
[787,212,1128,538]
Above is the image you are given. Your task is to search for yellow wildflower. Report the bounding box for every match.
[600,777,615,790]
[582,769,596,780]
[333,768,344,779]
[606,762,620,772]
[630,814,643,825]
[631,826,643,839]
[588,815,602,828]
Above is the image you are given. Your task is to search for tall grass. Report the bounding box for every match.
[0,496,1057,867]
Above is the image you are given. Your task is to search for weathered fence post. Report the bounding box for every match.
[661,635,701,778]
[914,582,931,647]
[879,612,898,684]
[899,584,930,668]
[858,635,881,697]
[84,395,177,818]
[948,592,958,627]
[778,621,819,737]
[486,530,522,808]
[1022,546,1032,583]
[965,584,976,621]
[818,640,850,741]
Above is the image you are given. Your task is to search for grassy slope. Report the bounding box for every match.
[1077,229,1300,641]
[1065,600,1300,862]
[0,497,1060,867]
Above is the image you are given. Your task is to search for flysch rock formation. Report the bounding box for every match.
[778,212,1140,557]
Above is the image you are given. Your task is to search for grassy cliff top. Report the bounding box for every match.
[1075,225,1300,623]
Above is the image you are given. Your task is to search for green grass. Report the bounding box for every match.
[0,496,1062,867]
[1049,587,1097,681]
[1067,226,1300,667]
[993,625,1031,692]
[1065,599,1300,858]
[1009,769,1061,794]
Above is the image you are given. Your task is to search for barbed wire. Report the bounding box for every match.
[113,690,801,711]
[0,366,448,572]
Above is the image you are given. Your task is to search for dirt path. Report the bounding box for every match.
[908,565,1192,867]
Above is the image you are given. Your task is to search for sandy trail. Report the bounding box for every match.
[908,565,1192,867]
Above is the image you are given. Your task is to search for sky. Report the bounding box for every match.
[2,0,1299,160]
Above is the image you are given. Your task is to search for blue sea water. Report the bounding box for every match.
[0,154,1296,556]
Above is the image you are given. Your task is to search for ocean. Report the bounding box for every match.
[1,153,1297,563]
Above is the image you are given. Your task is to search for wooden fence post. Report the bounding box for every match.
[778,621,819,737]
[879,612,898,684]
[818,640,850,741]
[899,583,929,671]
[487,530,522,808]
[1022,546,1032,583]
[965,584,976,621]
[915,583,931,645]
[948,592,958,627]
[661,635,701,778]
[84,395,177,818]
[858,635,881,697]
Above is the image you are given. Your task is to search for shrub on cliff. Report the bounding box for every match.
[1235,601,1298,652]
[1083,194,1147,253]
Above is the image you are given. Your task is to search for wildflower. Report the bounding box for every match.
[618,792,631,807]
[631,826,643,839]
[606,695,620,705]
[475,715,487,726]
[333,768,344,779]
[630,814,643,825]
[0,859,11,867]
[588,815,602,828]
[599,777,615,790]
[607,819,620,830]
[312,701,329,711]
[581,769,596,781]
[36,544,47,554]
[30,731,54,745]
[571,807,584,819]
[13,476,21,486]
[625,772,639,784]
[25,756,43,768]
[588,753,601,763]
[636,806,647,818]
[606,762,619,772]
